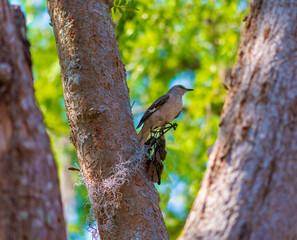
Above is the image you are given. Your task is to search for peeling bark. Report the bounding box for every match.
[47,0,169,239]
[180,1,297,239]
[0,1,66,239]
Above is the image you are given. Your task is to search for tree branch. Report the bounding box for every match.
[47,0,169,239]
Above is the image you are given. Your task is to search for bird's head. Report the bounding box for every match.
[169,85,194,95]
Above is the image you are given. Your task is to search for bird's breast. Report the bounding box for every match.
[165,96,183,116]
[149,95,183,128]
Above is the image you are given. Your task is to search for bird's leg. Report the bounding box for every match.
[159,122,178,136]
[165,122,178,130]
[151,126,160,135]
[160,123,167,135]
[155,123,168,141]
[162,123,171,131]
[172,122,178,130]
[148,122,179,147]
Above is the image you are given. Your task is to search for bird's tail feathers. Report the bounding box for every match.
[138,124,150,146]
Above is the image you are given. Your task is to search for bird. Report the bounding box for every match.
[137,85,194,145]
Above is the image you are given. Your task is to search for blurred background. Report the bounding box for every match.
[9,0,247,239]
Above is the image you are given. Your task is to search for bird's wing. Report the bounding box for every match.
[137,94,170,129]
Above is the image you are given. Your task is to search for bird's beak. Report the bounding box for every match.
[186,88,194,91]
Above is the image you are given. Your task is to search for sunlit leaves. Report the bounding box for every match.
[113,0,247,238]
[14,0,247,238]
[112,0,139,16]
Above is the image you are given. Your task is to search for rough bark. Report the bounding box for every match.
[0,1,66,240]
[180,1,297,239]
[47,0,169,239]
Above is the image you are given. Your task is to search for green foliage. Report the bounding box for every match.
[113,0,247,238]
[113,0,139,15]
[12,0,247,239]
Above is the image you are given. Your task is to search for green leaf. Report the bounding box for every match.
[124,6,139,11]
[120,0,127,6]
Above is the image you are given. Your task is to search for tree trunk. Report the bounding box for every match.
[180,1,297,239]
[47,0,169,239]
[0,1,66,240]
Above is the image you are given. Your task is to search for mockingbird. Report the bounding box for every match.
[137,85,193,145]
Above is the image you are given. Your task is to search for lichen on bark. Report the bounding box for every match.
[48,0,169,239]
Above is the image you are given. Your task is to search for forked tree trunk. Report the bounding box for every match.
[47,0,169,239]
[180,1,297,239]
[0,1,66,239]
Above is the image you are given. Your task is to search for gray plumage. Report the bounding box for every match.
[137,85,193,145]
